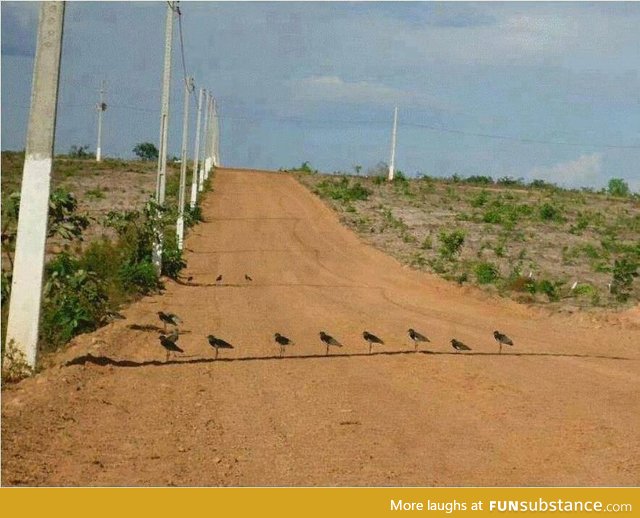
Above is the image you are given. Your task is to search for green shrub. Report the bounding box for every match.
[119,260,159,294]
[537,279,564,302]
[470,190,490,207]
[41,253,109,349]
[539,202,563,222]
[465,175,494,185]
[315,177,371,202]
[439,229,465,259]
[607,178,630,197]
[475,262,499,284]
[611,257,639,302]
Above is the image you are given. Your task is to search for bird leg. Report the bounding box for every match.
[215,347,219,360]
[326,344,329,356]
[499,343,502,354]
[368,342,372,354]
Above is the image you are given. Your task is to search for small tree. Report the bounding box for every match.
[69,145,92,158]
[133,142,159,161]
[607,178,630,197]
[439,229,465,259]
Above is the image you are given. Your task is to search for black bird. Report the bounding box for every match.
[207,334,234,359]
[216,274,223,283]
[245,274,253,281]
[408,328,430,350]
[319,331,343,355]
[157,311,182,332]
[274,333,293,356]
[493,331,514,353]
[159,330,183,361]
[451,338,471,352]
[362,331,384,354]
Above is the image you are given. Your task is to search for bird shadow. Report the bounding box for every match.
[127,324,163,332]
[64,349,635,369]
[126,324,192,335]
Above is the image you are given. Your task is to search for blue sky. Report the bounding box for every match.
[2,1,639,189]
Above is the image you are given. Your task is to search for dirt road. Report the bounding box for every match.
[2,168,639,486]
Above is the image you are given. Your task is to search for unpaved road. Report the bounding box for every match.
[2,168,639,486]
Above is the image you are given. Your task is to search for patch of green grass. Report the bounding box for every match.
[86,187,106,199]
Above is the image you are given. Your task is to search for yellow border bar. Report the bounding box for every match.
[0,488,638,517]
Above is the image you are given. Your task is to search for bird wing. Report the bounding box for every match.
[413,330,428,341]
[167,330,179,342]
[216,338,234,349]
[327,336,342,346]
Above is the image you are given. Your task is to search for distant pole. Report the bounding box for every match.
[95,80,106,162]
[198,90,210,192]
[204,94,213,179]
[152,1,174,273]
[176,76,193,250]
[212,99,220,167]
[5,2,65,370]
[388,106,398,181]
[190,87,204,209]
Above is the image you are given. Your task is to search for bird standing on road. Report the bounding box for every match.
[319,331,343,355]
[451,339,471,352]
[408,328,430,351]
[157,311,182,332]
[245,274,252,281]
[493,331,514,354]
[362,331,384,354]
[274,333,293,357]
[216,275,222,283]
[207,335,234,360]
[159,330,183,361]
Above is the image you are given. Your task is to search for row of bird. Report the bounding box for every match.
[156,311,514,361]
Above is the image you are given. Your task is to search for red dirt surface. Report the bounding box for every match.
[2,168,639,486]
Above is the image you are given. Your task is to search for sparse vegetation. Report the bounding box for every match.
[297,167,639,310]
[1,151,209,365]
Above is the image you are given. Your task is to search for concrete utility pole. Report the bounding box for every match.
[198,90,210,192]
[152,1,175,272]
[204,94,213,179]
[388,106,398,181]
[5,2,65,370]
[190,87,204,208]
[95,80,106,162]
[176,76,193,250]
[212,99,220,167]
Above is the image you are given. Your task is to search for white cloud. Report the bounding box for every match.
[528,153,604,188]
[291,75,453,112]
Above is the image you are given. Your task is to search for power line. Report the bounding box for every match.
[217,114,640,150]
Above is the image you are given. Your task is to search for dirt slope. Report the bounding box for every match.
[2,168,639,486]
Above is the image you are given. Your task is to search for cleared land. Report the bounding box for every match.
[296,172,640,311]
[2,168,639,486]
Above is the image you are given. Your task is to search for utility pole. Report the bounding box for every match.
[5,2,65,370]
[152,1,174,273]
[204,94,213,180]
[190,87,204,208]
[176,76,193,250]
[388,106,398,181]
[95,80,106,162]
[212,99,220,167]
[198,90,210,192]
